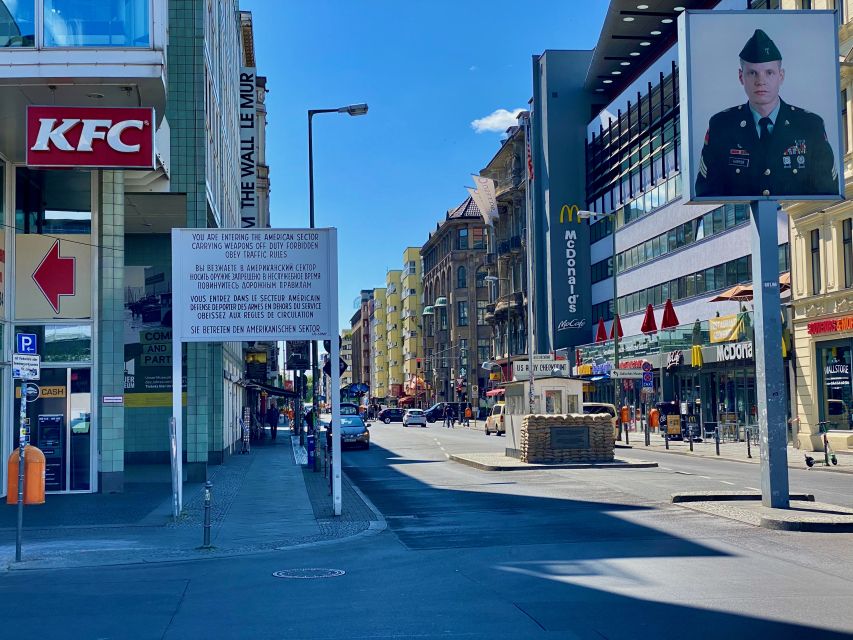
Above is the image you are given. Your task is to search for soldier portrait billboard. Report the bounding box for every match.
[678,10,843,203]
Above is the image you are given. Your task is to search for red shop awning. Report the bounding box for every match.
[486,388,505,397]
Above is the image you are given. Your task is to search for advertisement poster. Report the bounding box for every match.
[679,10,843,202]
[124,265,186,407]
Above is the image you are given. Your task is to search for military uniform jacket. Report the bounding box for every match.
[695,100,837,198]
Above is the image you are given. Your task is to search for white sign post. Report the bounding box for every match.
[171,228,341,514]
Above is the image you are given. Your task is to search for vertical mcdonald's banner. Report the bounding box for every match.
[549,202,591,351]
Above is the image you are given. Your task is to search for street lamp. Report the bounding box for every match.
[577,209,622,438]
[307,103,368,444]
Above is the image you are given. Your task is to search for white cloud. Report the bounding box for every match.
[469,65,478,72]
[470,108,524,134]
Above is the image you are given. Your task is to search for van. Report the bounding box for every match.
[485,402,506,436]
[582,402,618,440]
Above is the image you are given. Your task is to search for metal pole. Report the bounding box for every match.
[308,111,319,447]
[202,481,212,548]
[523,114,536,415]
[612,214,621,439]
[750,200,789,508]
[15,382,27,563]
[715,424,720,456]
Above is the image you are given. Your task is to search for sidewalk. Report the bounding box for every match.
[0,430,383,570]
[617,431,853,473]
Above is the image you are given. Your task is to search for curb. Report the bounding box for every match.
[671,491,815,503]
[449,454,658,472]
[759,517,853,533]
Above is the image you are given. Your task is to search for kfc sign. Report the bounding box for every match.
[26,106,155,169]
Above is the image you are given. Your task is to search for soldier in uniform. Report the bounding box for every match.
[695,28,838,198]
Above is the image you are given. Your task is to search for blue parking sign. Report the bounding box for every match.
[16,333,37,354]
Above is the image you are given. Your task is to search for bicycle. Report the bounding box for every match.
[805,421,838,467]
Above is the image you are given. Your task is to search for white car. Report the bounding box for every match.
[403,409,427,427]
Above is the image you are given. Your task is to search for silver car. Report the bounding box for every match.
[403,409,427,427]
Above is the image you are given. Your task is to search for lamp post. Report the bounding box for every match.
[422,304,435,406]
[307,103,368,443]
[578,210,621,438]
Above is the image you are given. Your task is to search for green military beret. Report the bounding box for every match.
[739,29,782,63]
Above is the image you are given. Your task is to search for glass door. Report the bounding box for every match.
[12,367,91,492]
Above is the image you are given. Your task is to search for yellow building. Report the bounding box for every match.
[371,288,388,400]
[789,1,853,452]
[386,270,403,400]
[401,247,425,404]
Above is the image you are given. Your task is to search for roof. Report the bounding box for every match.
[448,196,481,220]
[584,1,717,98]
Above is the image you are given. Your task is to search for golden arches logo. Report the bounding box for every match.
[559,204,581,224]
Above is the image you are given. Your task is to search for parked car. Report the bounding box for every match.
[424,403,444,423]
[484,402,506,436]
[403,409,427,427]
[335,416,371,449]
[582,402,618,440]
[378,408,404,424]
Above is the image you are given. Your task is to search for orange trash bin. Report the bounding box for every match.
[7,447,46,505]
[649,408,660,429]
[620,405,630,424]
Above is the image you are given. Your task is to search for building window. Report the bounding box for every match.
[457,228,469,250]
[0,1,34,46]
[457,265,467,288]
[476,300,489,325]
[459,339,468,367]
[475,267,487,288]
[440,306,447,331]
[457,301,469,327]
[472,227,485,249]
[44,0,151,48]
[811,229,822,294]
[844,220,853,288]
[478,338,490,363]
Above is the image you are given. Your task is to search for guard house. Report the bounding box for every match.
[503,375,584,455]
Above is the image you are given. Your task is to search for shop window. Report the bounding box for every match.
[44,0,150,48]
[15,324,92,362]
[16,168,91,235]
[811,229,822,294]
[819,344,853,430]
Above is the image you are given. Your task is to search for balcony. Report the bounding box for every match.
[494,291,525,317]
[484,302,496,325]
[0,0,168,161]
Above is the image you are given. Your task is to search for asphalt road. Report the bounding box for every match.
[2,420,852,639]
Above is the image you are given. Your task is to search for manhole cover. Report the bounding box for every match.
[272,568,346,579]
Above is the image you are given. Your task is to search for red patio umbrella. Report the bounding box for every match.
[640,303,658,334]
[609,314,623,340]
[661,298,679,330]
[595,317,608,342]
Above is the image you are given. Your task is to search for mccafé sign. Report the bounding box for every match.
[27,106,156,169]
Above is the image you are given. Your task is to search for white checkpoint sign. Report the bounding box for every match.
[172,228,335,342]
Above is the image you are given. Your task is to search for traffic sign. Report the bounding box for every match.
[642,371,654,388]
[13,354,40,380]
[16,333,37,354]
[23,383,40,402]
[642,361,652,372]
[611,370,643,379]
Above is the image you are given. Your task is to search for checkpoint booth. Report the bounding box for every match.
[502,376,585,456]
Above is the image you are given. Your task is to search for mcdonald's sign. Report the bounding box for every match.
[558,204,583,224]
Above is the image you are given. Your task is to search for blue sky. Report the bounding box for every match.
[242,0,609,330]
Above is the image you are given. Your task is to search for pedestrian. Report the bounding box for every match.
[442,404,451,428]
[448,404,456,428]
[266,401,280,440]
[695,28,837,198]
[305,407,315,434]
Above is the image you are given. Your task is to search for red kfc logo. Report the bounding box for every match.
[26,106,155,169]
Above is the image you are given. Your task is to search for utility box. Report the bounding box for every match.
[7,447,46,505]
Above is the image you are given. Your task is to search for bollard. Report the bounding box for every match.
[664,433,669,450]
[202,481,212,549]
[715,426,720,456]
[689,427,694,452]
[644,418,650,447]
[746,428,752,459]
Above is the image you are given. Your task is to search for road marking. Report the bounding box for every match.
[660,467,672,471]
[698,475,711,480]
[720,481,735,485]
[675,471,694,476]
[746,486,760,491]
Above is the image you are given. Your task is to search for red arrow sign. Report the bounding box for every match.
[32,240,76,313]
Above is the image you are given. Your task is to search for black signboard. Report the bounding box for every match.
[550,427,590,449]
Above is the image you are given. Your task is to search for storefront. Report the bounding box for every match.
[807,317,853,432]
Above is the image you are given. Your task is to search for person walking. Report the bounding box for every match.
[266,401,280,441]
[442,404,451,428]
